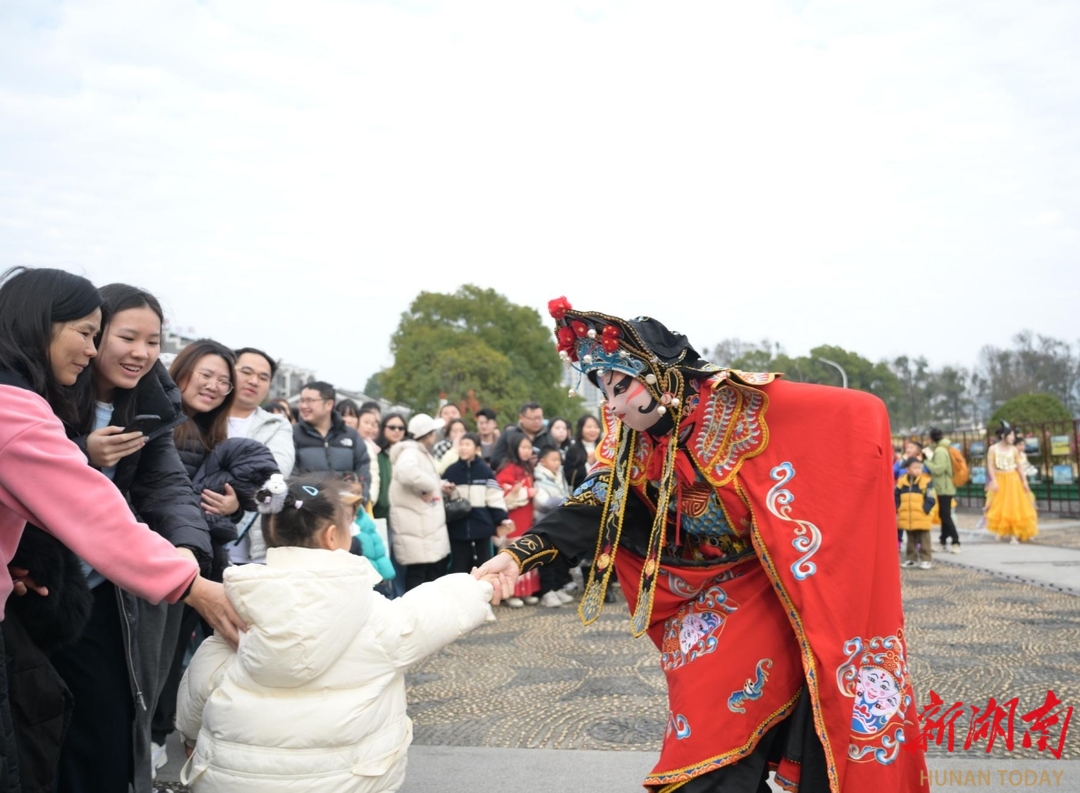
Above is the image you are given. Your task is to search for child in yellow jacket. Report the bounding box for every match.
[896,457,936,569]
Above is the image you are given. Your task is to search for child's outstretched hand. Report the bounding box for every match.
[471,569,501,598]
[470,553,520,605]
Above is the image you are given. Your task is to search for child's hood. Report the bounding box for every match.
[223,546,383,687]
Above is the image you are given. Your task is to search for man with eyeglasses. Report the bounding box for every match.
[225,348,296,565]
[293,381,371,502]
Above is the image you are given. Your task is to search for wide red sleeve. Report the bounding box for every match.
[0,386,198,605]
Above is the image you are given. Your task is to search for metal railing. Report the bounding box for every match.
[896,419,1080,517]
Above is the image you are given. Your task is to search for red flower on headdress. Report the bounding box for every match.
[600,324,622,353]
[548,296,573,320]
[571,320,589,338]
[555,326,578,360]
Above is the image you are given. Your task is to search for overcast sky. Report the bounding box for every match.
[2,1,1077,392]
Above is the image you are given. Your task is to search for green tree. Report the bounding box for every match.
[927,366,975,431]
[378,285,580,420]
[704,339,905,427]
[989,394,1073,429]
[974,332,1079,417]
[890,355,933,432]
[362,371,383,400]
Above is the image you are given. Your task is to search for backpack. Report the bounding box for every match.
[947,446,969,488]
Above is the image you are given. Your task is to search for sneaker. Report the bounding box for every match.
[918,561,932,570]
[523,596,540,605]
[901,560,917,568]
[1010,537,1019,545]
[151,742,168,779]
[950,545,961,554]
[540,591,563,608]
[939,544,947,554]
[555,589,575,605]
[505,597,524,608]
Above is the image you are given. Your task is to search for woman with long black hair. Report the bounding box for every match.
[563,414,602,491]
[0,267,243,793]
[29,284,215,793]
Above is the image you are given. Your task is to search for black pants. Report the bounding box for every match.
[938,495,959,547]
[672,689,829,792]
[49,583,134,793]
[449,540,494,576]
[151,604,203,745]
[0,629,20,793]
[405,556,450,591]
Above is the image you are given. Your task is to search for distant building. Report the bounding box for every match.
[561,362,603,416]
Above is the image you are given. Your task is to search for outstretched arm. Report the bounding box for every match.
[473,551,521,604]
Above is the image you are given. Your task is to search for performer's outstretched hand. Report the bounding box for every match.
[472,553,519,605]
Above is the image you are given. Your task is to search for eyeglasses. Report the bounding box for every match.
[385,424,406,432]
[297,397,330,406]
[237,366,272,384]
[194,370,233,394]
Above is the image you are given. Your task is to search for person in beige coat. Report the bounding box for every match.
[389,414,452,590]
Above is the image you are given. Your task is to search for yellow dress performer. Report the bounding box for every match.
[985,423,1038,543]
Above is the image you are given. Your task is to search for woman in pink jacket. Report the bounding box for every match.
[0,267,245,792]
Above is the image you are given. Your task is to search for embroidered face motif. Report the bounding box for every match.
[600,371,661,432]
[852,665,901,734]
[679,612,722,656]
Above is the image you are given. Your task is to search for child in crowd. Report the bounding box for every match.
[345,482,397,583]
[533,446,575,607]
[896,457,936,570]
[175,474,494,792]
[495,430,540,607]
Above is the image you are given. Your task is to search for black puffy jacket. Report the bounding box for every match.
[185,437,280,579]
[293,414,371,501]
[74,361,213,565]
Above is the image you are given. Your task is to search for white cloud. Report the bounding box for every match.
[1,0,1078,390]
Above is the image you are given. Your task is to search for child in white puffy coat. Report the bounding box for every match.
[176,474,494,793]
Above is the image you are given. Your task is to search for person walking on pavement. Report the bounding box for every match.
[923,427,960,554]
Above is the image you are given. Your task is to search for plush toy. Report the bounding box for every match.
[255,473,289,515]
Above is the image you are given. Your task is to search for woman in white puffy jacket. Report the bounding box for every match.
[388,413,453,590]
[176,474,494,793]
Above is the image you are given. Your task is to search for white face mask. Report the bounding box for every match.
[599,371,662,432]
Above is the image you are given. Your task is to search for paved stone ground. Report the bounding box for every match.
[156,514,1080,789]
[404,566,1080,761]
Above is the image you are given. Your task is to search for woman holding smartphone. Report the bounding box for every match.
[21,284,216,793]
[0,267,244,793]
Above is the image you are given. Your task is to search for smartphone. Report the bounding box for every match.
[123,414,162,435]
